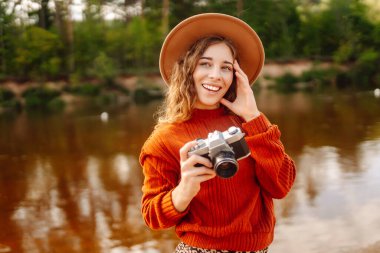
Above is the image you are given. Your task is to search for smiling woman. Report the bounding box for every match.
[139,13,296,253]
[192,40,235,110]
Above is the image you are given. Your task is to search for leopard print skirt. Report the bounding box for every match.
[174,242,269,253]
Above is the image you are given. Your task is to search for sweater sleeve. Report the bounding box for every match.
[241,113,296,199]
[139,133,189,230]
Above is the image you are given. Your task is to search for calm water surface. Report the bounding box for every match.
[0,89,380,253]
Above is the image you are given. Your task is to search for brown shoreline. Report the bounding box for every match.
[0,60,338,96]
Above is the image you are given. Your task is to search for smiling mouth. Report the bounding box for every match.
[202,84,221,92]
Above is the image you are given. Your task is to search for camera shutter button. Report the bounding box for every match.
[228,126,238,135]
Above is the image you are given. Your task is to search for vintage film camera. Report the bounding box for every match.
[188,126,251,178]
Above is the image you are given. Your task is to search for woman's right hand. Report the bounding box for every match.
[171,140,217,212]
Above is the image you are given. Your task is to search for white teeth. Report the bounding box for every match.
[202,84,221,91]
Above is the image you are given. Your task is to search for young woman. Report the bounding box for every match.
[140,13,296,253]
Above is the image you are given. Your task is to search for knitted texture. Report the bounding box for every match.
[140,107,296,251]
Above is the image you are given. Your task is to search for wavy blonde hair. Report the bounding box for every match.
[156,36,238,126]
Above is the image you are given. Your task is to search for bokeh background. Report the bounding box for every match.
[1,0,380,253]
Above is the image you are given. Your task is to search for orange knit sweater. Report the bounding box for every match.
[140,108,296,251]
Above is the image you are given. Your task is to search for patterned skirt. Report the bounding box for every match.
[174,242,269,253]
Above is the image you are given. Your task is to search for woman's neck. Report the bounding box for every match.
[190,106,225,120]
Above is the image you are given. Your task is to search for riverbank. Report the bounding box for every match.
[3,59,377,113]
[0,60,335,95]
[114,60,339,88]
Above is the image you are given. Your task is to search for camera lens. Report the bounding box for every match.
[213,151,238,178]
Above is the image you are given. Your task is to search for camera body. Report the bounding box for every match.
[188,126,251,178]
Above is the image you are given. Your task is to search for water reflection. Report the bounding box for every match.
[0,91,380,253]
[273,139,380,253]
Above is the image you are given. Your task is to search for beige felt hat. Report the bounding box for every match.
[159,13,265,86]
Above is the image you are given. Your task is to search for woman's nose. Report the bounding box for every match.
[208,66,221,79]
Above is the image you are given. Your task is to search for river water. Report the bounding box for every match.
[0,89,379,253]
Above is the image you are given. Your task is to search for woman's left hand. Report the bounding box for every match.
[220,60,260,122]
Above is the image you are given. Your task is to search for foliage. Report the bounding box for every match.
[73,20,106,77]
[90,52,118,86]
[349,49,380,89]
[65,83,101,96]
[240,0,301,58]
[133,87,163,104]
[134,77,163,103]
[0,88,20,109]
[96,93,118,106]
[0,88,14,102]
[0,2,20,78]
[125,17,161,69]
[47,97,65,111]
[300,68,338,85]
[104,22,130,71]
[273,67,340,92]
[22,87,63,110]
[1,0,380,91]
[273,73,298,93]
[14,27,63,79]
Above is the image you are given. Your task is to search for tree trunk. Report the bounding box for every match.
[0,16,4,74]
[54,0,74,74]
[161,0,169,37]
[38,0,51,29]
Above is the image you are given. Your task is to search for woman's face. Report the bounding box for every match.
[192,42,234,110]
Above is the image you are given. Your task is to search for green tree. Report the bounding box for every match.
[73,20,106,77]
[0,1,19,78]
[299,0,375,60]
[54,0,74,74]
[90,52,118,86]
[125,16,160,69]
[240,0,301,58]
[104,21,130,71]
[28,0,54,29]
[15,27,63,79]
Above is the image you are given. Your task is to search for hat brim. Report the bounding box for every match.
[159,13,265,86]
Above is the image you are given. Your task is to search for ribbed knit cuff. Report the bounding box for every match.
[162,189,189,222]
[242,113,272,136]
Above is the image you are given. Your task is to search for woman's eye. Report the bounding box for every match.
[222,66,232,71]
[199,62,211,67]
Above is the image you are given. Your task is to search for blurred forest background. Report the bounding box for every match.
[1,3,380,252]
[1,0,380,110]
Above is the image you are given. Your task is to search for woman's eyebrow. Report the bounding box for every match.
[200,57,233,65]
[199,56,212,61]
